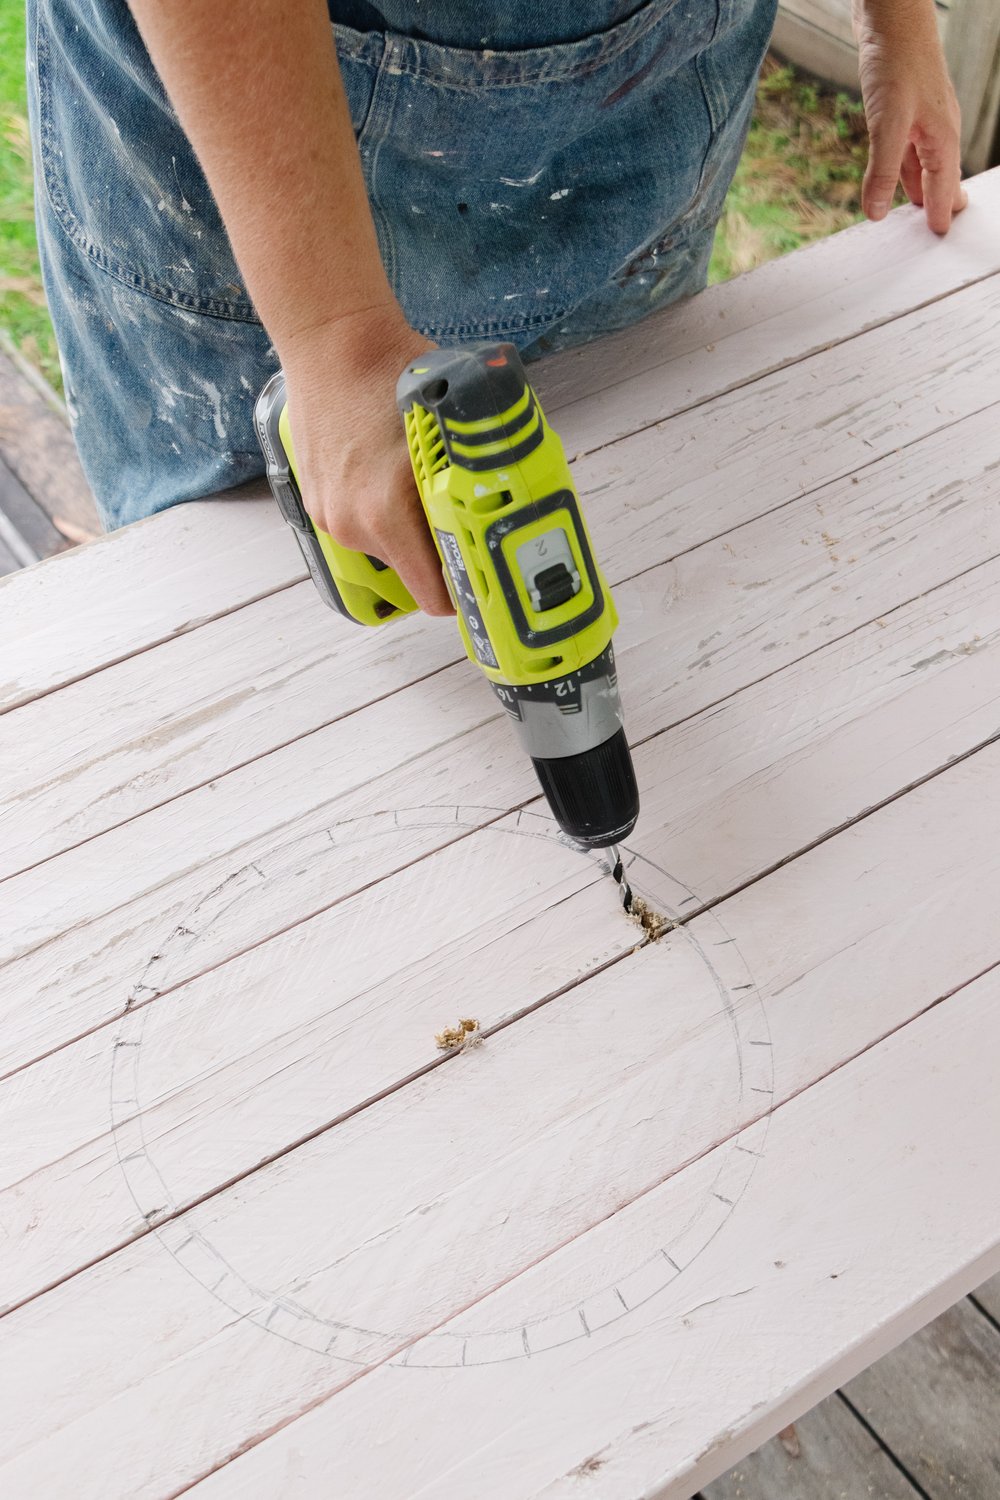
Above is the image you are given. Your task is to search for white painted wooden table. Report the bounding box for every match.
[3,171,1000,1500]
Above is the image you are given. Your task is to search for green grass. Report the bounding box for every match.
[709,58,875,284]
[0,14,879,394]
[0,0,62,390]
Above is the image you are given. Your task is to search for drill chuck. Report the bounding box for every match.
[490,641,638,847]
[532,728,640,848]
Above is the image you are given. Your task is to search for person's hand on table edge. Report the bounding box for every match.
[853,0,968,235]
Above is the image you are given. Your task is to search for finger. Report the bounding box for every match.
[862,113,909,221]
[398,542,455,618]
[380,494,455,617]
[918,133,964,234]
[899,141,924,206]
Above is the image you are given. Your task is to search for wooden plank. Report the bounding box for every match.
[0,579,462,880]
[944,0,1000,174]
[703,1397,921,1499]
[5,267,1000,876]
[3,392,999,1075]
[5,704,1000,1327]
[1,857,998,1498]
[842,1299,1000,1498]
[4,171,1000,714]
[776,0,855,52]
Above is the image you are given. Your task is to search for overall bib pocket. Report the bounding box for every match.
[341,0,722,342]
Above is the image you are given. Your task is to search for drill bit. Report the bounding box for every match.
[608,843,633,912]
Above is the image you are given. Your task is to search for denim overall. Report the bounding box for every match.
[26,0,777,530]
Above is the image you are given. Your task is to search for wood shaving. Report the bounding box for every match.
[434,1016,483,1052]
[626,895,670,941]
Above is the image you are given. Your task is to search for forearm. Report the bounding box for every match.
[851,0,939,45]
[126,0,398,360]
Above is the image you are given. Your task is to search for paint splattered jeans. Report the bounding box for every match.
[27,0,777,531]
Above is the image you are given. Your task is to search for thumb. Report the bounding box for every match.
[862,110,910,221]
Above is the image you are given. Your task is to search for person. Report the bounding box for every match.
[27,0,966,615]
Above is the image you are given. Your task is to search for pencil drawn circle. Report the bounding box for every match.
[110,805,772,1368]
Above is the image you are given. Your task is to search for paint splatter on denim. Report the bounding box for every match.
[26,0,777,530]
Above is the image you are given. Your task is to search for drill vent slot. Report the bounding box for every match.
[407,405,449,493]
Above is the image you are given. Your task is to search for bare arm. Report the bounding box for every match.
[127,0,453,614]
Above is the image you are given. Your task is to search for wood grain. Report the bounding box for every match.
[0,487,299,715]
[5,507,1000,1290]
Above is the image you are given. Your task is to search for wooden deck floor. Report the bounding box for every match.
[703,1270,1000,1497]
[0,341,98,572]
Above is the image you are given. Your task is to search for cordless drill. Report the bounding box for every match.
[254,342,639,852]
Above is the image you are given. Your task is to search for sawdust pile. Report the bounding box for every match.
[626,894,669,941]
[434,1017,483,1052]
